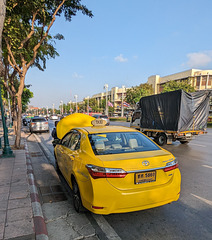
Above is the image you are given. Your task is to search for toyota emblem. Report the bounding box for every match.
[142,160,150,166]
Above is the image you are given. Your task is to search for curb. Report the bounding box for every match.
[24,140,49,240]
[33,133,55,166]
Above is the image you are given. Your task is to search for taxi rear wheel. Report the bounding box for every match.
[55,160,60,174]
[54,153,61,174]
[72,180,83,213]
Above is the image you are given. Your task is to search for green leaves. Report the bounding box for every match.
[3,0,93,70]
[22,86,34,112]
[125,83,153,106]
[162,80,195,93]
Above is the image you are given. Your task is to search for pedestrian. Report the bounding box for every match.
[52,120,59,139]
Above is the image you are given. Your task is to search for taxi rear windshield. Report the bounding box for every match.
[89,132,160,155]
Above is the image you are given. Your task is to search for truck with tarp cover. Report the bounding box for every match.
[130,90,211,145]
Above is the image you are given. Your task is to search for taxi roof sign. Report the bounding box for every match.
[91,119,107,127]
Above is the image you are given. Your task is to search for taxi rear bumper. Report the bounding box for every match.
[81,169,181,215]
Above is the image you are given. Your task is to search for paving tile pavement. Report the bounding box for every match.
[0,129,35,240]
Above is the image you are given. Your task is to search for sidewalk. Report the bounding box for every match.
[0,128,35,240]
[0,127,99,240]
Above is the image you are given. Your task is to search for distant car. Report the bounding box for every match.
[29,117,49,133]
[50,115,59,120]
[54,120,181,215]
[22,117,31,126]
[92,114,110,125]
[22,117,28,126]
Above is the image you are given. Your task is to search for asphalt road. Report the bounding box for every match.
[33,120,212,240]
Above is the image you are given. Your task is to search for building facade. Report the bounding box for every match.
[148,69,212,114]
[148,69,212,94]
[91,86,128,115]
[87,69,212,115]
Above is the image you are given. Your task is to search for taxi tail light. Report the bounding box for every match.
[44,122,48,124]
[31,123,35,126]
[86,164,128,179]
[92,206,104,209]
[164,159,178,172]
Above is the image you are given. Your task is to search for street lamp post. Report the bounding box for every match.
[7,84,12,127]
[74,95,78,113]
[0,84,14,157]
[104,84,108,115]
[53,104,55,114]
[87,96,89,115]
[69,100,72,114]
[121,85,125,117]
[60,101,63,115]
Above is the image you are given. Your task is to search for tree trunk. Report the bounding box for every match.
[11,96,18,135]
[0,0,6,76]
[14,72,26,148]
[15,92,22,148]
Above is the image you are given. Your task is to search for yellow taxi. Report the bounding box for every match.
[54,114,181,215]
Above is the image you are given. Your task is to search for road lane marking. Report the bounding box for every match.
[189,143,206,147]
[191,194,212,206]
[92,214,121,240]
[202,165,212,169]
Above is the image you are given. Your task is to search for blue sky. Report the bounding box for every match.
[27,0,212,108]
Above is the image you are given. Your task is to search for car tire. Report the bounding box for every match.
[156,133,167,146]
[54,154,61,174]
[55,160,60,173]
[72,179,83,213]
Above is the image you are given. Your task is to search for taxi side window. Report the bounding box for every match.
[61,132,72,147]
[68,132,81,150]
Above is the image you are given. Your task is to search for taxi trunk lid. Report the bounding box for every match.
[97,150,175,190]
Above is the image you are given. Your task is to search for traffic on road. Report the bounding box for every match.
[25,116,212,240]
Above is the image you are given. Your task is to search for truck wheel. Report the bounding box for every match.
[180,140,189,144]
[156,133,167,146]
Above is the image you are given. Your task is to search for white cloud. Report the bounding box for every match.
[186,51,212,68]
[114,54,128,63]
[72,72,83,79]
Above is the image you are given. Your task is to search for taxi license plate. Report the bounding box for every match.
[135,171,156,184]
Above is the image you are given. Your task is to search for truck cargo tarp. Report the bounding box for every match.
[139,90,211,132]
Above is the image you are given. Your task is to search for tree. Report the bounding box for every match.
[3,0,93,148]
[161,80,195,93]
[22,86,33,113]
[125,83,153,107]
[0,0,6,76]
[89,98,99,112]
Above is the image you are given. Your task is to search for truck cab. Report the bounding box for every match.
[130,109,141,130]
